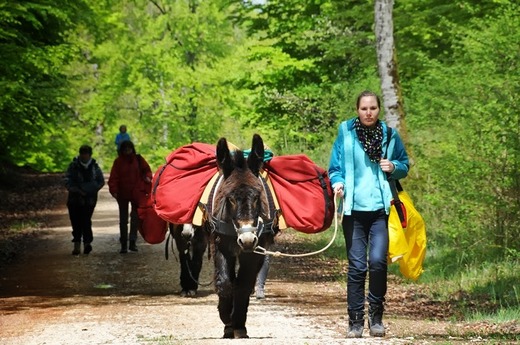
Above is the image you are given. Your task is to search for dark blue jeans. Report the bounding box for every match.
[342,209,389,313]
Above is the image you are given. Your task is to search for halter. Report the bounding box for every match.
[202,174,278,238]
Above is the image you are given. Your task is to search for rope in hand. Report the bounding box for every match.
[253,191,343,258]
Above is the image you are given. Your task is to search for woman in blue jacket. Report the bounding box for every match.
[328,90,409,338]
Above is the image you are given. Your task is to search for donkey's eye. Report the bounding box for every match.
[227,197,237,208]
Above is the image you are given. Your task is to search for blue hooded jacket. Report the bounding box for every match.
[328,118,409,215]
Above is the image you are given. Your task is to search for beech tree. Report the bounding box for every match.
[374,0,406,137]
[0,0,90,169]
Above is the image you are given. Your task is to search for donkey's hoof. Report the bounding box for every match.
[234,329,249,339]
[181,289,197,297]
[223,325,233,339]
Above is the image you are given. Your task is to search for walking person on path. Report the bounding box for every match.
[115,125,131,155]
[328,90,410,338]
[108,140,152,253]
[65,145,105,255]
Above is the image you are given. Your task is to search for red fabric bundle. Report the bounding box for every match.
[264,155,334,233]
[137,194,168,244]
[152,143,218,224]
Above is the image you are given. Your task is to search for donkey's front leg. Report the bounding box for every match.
[214,247,236,338]
[232,252,263,338]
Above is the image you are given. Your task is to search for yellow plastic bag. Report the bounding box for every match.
[388,191,427,280]
[388,208,408,263]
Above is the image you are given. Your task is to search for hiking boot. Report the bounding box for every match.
[72,242,81,256]
[256,288,265,300]
[368,303,385,337]
[347,311,364,338]
[84,243,92,255]
[234,328,249,339]
[223,324,233,339]
[129,240,138,252]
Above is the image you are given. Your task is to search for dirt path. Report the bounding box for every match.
[0,180,487,345]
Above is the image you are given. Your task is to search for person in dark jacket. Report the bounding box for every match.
[108,140,152,253]
[65,145,105,255]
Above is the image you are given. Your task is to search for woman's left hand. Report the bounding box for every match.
[380,159,395,173]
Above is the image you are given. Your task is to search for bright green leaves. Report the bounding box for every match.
[404,1,520,256]
[0,0,89,167]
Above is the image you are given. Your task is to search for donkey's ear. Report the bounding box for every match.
[247,134,264,176]
[216,137,234,178]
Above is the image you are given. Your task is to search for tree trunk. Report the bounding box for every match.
[374,0,407,139]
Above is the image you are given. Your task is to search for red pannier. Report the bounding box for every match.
[137,194,168,244]
[134,164,168,244]
[152,143,218,224]
[264,155,334,234]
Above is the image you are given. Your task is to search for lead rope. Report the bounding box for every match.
[171,236,215,287]
[253,191,343,258]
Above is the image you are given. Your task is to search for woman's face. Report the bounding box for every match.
[122,146,133,156]
[79,153,91,163]
[357,96,380,127]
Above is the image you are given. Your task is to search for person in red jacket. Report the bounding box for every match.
[108,140,152,253]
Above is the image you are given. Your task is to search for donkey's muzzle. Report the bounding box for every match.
[181,223,195,240]
[237,226,258,252]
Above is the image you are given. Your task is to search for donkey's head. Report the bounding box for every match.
[214,134,267,252]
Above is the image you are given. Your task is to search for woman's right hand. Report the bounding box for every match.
[333,184,344,197]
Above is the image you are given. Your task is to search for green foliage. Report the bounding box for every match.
[57,0,252,171]
[394,0,510,80]
[405,2,520,259]
[230,0,382,156]
[0,0,90,169]
[424,247,519,312]
[472,302,520,321]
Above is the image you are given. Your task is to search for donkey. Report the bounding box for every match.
[169,223,209,297]
[209,134,278,338]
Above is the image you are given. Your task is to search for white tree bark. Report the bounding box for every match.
[374,0,405,133]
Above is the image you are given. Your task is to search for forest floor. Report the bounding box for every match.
[0,163,518,344]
